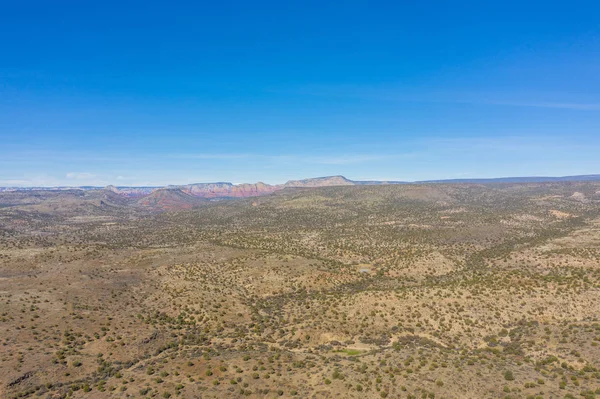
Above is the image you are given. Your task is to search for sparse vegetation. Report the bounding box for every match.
[2,182,600,398]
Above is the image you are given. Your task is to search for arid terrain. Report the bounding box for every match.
[2,182,600,398]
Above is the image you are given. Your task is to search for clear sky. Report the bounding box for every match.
[1,1,599,186]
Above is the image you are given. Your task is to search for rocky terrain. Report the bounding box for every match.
[2,182,600,398]
[111,176,360,199]
[5,174,600,199]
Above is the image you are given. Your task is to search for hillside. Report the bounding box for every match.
[136,188,206,210]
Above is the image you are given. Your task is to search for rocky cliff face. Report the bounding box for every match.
[105,185,156,197]
[165,177,355,198]
[283,175,355,188]
[105,176,357,200]
[179,182,278,198]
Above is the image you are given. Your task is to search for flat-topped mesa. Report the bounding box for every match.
[104,185,155,197]
[283,175,355,188]
[230,182,278,197]
[180,182,277,198]
[179,182,233,197]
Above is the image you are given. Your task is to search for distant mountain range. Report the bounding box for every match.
[417,175,600,184]
[2,175,600,199]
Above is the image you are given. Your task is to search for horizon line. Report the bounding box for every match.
[2,173,600,189]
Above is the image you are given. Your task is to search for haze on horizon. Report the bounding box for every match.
[1,1,599,187]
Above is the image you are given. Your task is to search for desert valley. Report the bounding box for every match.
[2,178,600,398]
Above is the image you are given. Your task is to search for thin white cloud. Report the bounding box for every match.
[66,172,96,180]
[162,153,395,165]
[274,84,600,111]
[303,154,391,165]
[485,101,600,110]
[421,136,596,152]
[0,179,31,186]
[164,153,249,160]
[0,174,68,187]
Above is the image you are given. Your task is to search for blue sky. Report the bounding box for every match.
[1,1,599,186]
